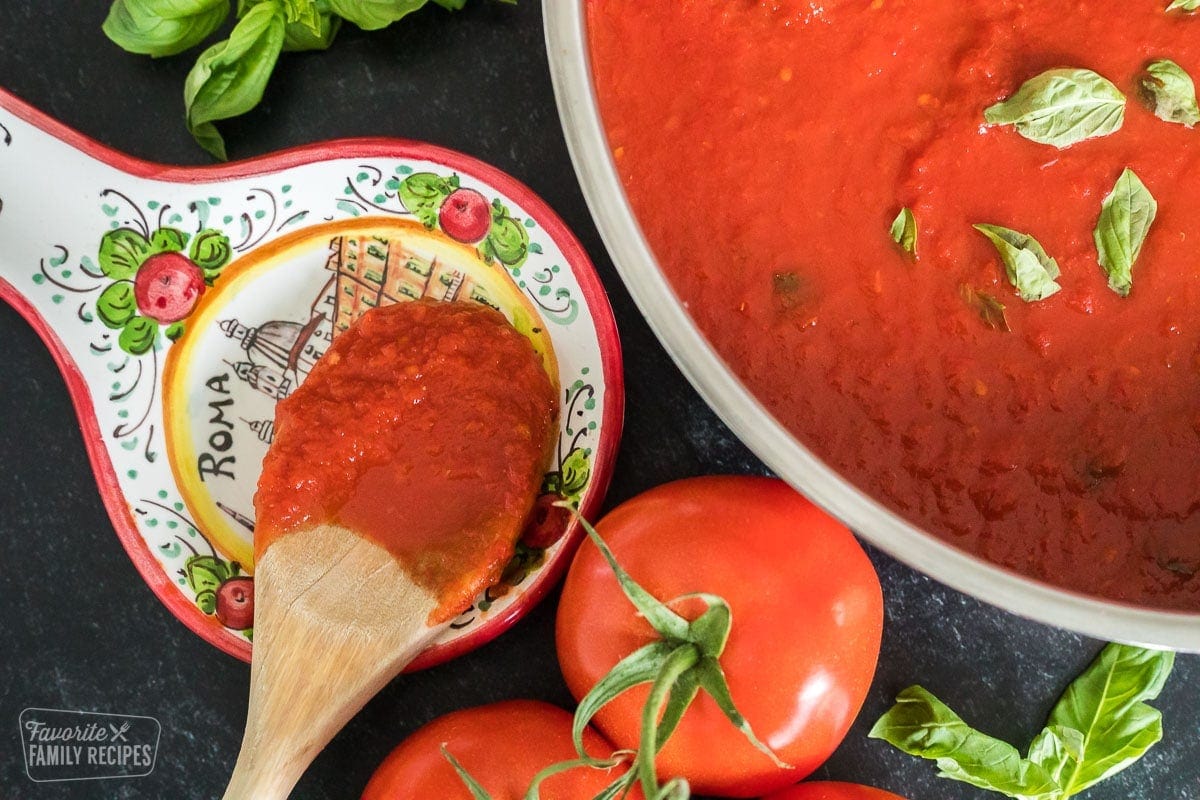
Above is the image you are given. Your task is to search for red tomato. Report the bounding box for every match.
[556,476,883,798]
[361,700,635,800]
[761,782,909,800]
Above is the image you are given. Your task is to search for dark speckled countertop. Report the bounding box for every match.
[0,3,1196,799]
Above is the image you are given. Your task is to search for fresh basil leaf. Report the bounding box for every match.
[1167,0,1200,10]
[890,207,917,256]
[869,686,1061,799]
[99,228,153,279]
[103,0,230,58]
[433,0,467,8]
[283,12,341,51]
[973,224,1062,302]
[184,1,286,160]
[242,0,327,36]
[326,0,431,30]
[1027,725,1085,787]
[984,68,1126,148]
[1138,59,1200,127]
[1094,168,1157,297]
[1047,644,1174,795]
[96,282,138,329]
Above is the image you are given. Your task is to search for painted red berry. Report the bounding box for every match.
[520,493,572,550]
[215,577,254,630]
[438,188,492,243]
[133,252,205,324]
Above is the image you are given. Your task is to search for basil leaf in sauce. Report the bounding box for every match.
[183,1,287,160]
[103,0,230,58]
[973,224,1062,302]
[984,68,1126,148]
[1138,59,1200,127]
[890,207,917,257]
[871,644,1174,800]
[1094,168,1157,297]
[1167,0,1200,11]
[1045,644,1173,795]
[960,285,1010,332]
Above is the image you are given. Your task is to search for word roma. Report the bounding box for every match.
[198,372,238,481]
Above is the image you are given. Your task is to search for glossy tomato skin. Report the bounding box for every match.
[556,476,884,798]
[361,700,635,800]
[761,782,909,800]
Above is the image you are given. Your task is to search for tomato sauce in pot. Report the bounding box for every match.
[589,0,1200,607]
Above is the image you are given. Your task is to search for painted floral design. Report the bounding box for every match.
[396,171,531,268]
[95,226,232,354]
[184,553,254,634]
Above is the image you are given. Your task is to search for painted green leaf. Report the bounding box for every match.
[184,2,286,160]
[103,0,229,58]
[120,316,160,355]
[868,686,1062,799]
[974,224,1062,302]
[1167,0,1200,11]
[1047,644,1174,795]
[1094,169,1157,297]
[99,228,152,279]
[984,68,1126,148]
[485,200,530,266]
[1138,59,1200,127]
[398,172,455,228]
[96,282,138,329]
[189,228,233,272]
[890,207,917,256]
[560,448,591,500]
[151,226,189,253]
[327,0,432,30]
[195,589,217,614]
[185,554,232,594]
[165,321,186,341]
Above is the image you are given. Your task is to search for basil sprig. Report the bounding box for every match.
[103,0,230,58]
[870,643,1174,800]
[1138,59,1200,127]
[890,207,917,257]
[974,224,1062,302]
[985,68,1126,148]
[1094,169,1157,297]
[105,0,511,158]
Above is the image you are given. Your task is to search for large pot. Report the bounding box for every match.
[542,1,1200,650]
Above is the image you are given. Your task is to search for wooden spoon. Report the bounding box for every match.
[222,300,559,800]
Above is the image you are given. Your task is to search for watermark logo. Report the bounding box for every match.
[19,708,160,783]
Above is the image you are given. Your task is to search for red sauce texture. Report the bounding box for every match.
[254,300,558,621]
[589,1,1200,607]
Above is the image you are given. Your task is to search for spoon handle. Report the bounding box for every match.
[222,525,443,800]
